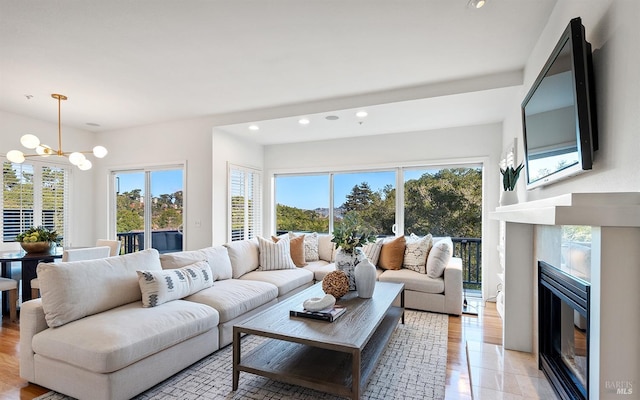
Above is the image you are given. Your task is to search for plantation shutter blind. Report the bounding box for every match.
[2,161,69,244]
[228,164,262,242]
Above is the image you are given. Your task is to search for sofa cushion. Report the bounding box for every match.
[38,248,162,328]
[273,234,307,267]
[403,234,433,274]
[427,237,453,278]
[303,260,335,281]
[378,236,406,270]
[317,234,335,262]
[378,268,445,294]
[138,260,214,307]
[31,300,218,374]
[224,238,259,278]
[159,245,232,280]
[363,239,383,266]
[291,232,319,261]
[258,236,297,271]
[184,279,278,323]
[239,268,314,297]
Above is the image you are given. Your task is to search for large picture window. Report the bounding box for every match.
[2,160,69,244]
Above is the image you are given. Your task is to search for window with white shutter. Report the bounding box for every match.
[2,160,69,244]
[228,164,261,241]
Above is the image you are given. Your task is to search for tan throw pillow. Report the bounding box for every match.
[426,237,453,278]
[137,260,214,308]
[258,236,297,271]
[291,232,319,261]
[403,233,433,274]
[378,236,406,270]
[272,234,307,267]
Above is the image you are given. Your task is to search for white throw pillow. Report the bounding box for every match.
[137,260,214,307]
[258,236,297,271]
[403,233,433,274]
[159,245,232,280]
[362,239,383,266]
[426,237,453,278]
[224,238,260,278]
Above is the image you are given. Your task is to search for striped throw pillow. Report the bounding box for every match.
[258,236,297,271]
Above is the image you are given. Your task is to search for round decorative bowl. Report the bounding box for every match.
[20,241,53,254]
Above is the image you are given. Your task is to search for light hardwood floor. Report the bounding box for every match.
[0,301,502,400]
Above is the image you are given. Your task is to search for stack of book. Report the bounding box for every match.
[290,304,346,322]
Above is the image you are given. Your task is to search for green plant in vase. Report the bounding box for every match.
[331,212,377,291]
[499,163,524,206]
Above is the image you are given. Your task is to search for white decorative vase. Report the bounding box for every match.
[355,259,377,299]
[335,247,365,291]
[500,191,519,206]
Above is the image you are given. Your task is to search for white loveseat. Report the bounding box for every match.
[20,233,461,400]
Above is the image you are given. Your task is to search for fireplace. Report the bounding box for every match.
[539,261,590,400]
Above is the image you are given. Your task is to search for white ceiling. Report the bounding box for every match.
[0,0,557,144]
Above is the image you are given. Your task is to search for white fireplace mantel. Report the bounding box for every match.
[491,192,640,226]
[489,192,640,400]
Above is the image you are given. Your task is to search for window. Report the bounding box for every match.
[111,166,184,254]
[275,166,481,239]
[2,160,69,244]
[275,174,329,234]
[228,164,262,241]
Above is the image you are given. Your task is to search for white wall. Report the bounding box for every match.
[93,116,219,250]
[264,123,504,300]
[0,110,95,247]
[211,130,263,245]
[503,0,639,200]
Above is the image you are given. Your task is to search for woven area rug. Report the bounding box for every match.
[36,310,447,400]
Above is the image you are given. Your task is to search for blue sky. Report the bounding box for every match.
[116,170,183,196]
[276,169,435,210]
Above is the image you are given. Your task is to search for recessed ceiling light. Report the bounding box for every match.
[356,111,368,118]
[298,118,310,125]
[249,124,260,131]
[468,0,486,8]
[325,115,339,121]
[86,122,101,127]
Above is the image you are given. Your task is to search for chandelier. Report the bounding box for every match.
[7,93,107,170]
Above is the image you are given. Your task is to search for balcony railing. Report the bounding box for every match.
[451,237,482,290]
[117,230,183,255]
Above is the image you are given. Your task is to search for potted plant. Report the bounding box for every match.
[331,212,377,291]
[16,226,58,254]
[499,163,524,206]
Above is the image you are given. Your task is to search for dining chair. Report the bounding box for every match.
[95,239,122,257]
[31,246,112,298]
[0,278,18,323]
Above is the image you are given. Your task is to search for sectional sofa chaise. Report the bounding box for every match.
[20,234,462,400]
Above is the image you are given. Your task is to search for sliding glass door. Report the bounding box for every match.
[111,166,184,254]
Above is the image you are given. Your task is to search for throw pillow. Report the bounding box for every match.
[137,260,214,308]
[258,236,297,271]
[403,233,433,274]
[426,237,453,278]
[290,232,319,261]
[272,234,307,267]
[378,236,406,270]
[362,239,383,266]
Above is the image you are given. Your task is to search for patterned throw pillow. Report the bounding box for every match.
[426,237,453,278]
[362,239,383,266]
[272,234,307,267]
[378,236,406,270]
[258,236,297,271]
[137,260,214,307]
[290,232,319,262]
[403,234,433,274]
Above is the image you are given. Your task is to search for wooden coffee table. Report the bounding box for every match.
[232,281,404,399]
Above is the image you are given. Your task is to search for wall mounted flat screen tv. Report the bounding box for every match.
[521,17,598,190]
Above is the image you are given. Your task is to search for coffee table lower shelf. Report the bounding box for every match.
[234,306,403,399]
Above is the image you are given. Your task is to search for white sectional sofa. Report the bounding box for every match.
[20,234,461,400]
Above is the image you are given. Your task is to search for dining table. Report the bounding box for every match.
[0,247,63,315]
